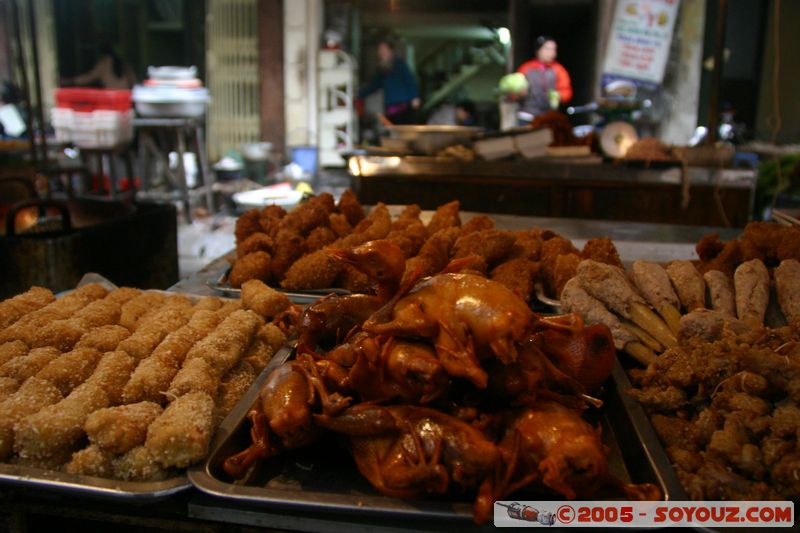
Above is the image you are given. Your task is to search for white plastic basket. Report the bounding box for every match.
[51,108,133,148]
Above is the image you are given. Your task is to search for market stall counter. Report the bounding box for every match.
[348,155,756,227]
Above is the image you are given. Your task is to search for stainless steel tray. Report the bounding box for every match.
[0,464,189,502]
[189,353,684,525]
[206,266,351,304]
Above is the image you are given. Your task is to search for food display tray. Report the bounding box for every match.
[188,353,686,527]
[206,266,350,304]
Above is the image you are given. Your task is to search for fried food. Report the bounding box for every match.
[240,280,292,320]
[0,378,63,460]
[0,347,61,381]
[393,204,422,229]
[489,258,539,302]
[775,259,800,322]
[119,291,167,331]
[329,212,353,238]
[452,229,515,267]
[305,226,337,252]
[545,253,581,298]
[0,340,27,366]
[540,235,580,265]
[113,446,170,481]
[31,299,121,351]
[631,261,682,335]
[85,401,163,454]
[733,259,769,326]
[404,227,460,280]
[74,325,131,352]
[234,208,262,243]
[678,308,752,342]
[507,230,542,261]
[258,204,286,237]
[216,361,258,419]
[703,270,735,317]
[35,347,103,395]
[0,286,55,331]
[425,200,461,236]
[117,307,191,361]
[335,264,372,293]
[145,391,215,468]
[582,237,623,268]
[193,296,223,312]
[0,377,18,400]
[121,310,222,405]
[229,251,272,288]
[280,193,335,235]
[343,203,392,245]
[280,249,343,290]
[236,232,274,257]
[104,287,142,305]
[336,189,365,227]
[459,214,494,236]
[385,221,427,259]
[665,260,706,312]
[269,229,306,281]
[64,444,115,477]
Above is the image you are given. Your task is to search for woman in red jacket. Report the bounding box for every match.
[516,36,572,123]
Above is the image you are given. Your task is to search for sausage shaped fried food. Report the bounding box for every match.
[386,221,427,258]
[336,188,366,227]
[65,444,115,477]
[216,361,258,419]
[0,377,18,400]
[269,229,306,282]
[459,214,494,236]
[117,307,191,361]
[31,299,121,351]
[236,232,274,257]
[279,194,334,235]
[775,259,800,323]
[0,286,55,332]
[280,249,344,291]
[145,391,215,468]
[113,445,170,481]
[425,200,461,236]
[0,378,63,460]
[85,401,163,454]
[234,208,262,244]
[733,259,770,326]
[665,260,707,312]
[35,347,102,395]
[0,347,61,381]
[258,204,286,237]
[119,291,167,331]
[329,212,353,238]
[404,227,460,280]
[489,258,540,302]
[703,270,736,317]
[0,340,27,367]
[240,279,292,320]
[104,287,142,305]
[452,229,516,267]
[305,226,338,252]
[74,325,131,352]
[229,251,272,288]
[632,261,682,335]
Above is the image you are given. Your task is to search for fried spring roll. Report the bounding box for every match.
[0,378,63,459]
[117,307,191,361]
[35,347,103,395]
[74,325,131,352]
[194,296,223,312]
[84,401,163,454]
[703,270,736,317]
[104,287,142,305]
[0,377,19,401]
[0,340,28,366]
[167,358,219,399]
[775,259,800,323]
[240,279,292,320]
[665,260,706,312]
[113,446,170,481]
[631,261,682,335]
[31,299,122,351]
[64,444,115,477]
[144,391,215,468]
[734,259,770,326]
[121,310,222,404]
[119,292,167,330]
[0,347,61,381]
[0,287,55,331]
[216,362,258,418]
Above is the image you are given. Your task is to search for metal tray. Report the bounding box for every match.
[206,266,351,304]
[189,354,685,526]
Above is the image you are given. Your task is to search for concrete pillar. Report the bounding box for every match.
[284,0,323,148]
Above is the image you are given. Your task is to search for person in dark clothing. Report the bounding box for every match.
[358,39,420,125]
[62,43,136,90]
[516,36,572,123]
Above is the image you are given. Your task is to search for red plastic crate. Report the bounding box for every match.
[54,88,132,112]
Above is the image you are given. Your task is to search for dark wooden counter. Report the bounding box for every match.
[349,156,756,227]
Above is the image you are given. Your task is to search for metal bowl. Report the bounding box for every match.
[385,125,483,155]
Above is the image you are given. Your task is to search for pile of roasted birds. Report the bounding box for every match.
[559,221,800,501]
[223,238,660,524]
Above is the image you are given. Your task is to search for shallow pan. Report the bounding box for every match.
[206,266,351,304]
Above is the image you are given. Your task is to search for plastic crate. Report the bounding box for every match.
[51,107,133,148]
[54,88,132,112]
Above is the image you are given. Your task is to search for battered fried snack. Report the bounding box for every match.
[452,229,515,267]
[85,402,163,454]
[0,340,27,366]
[632,261,683,335]
[459,214,494,236]
[194,296,223,312]
[0,378,63,460]
[215,299,243,317]
[216,361,258,418]
[119,291,167,331]
[678,308,752,342]
[425,200,461,236]
[64,444,115,477]
[342,203,392,245]
[236,232,274,257]
[279,193,334,235]
[280,249,343,291]
[167,358,218,398]
[775,259,800,323]
[665,260,706,312]
[74,325,131,352]
[113,446,170,481]
[335,264,372,293]
[240,323,282,372]
[14,351,134,459]
[0,377,18,400]
[229,251,272,288]
[258,204,286,237]
[121,310,222,405]
[507,230,543,261]
[145,391,216,468]
[582,237,623,268]
[386,222,428,259]
[393,204,422,228]
[104,287,142,305]
[0,283,108,344]
[269,229,306,281]
[36,347,103,395]
[703,270,735,317]
[404,227,460,280]
[235,208,262,243]
[0,347,61,381]
[117,307,191,361]
[329,212,353,238]
[733,259,769,326]
[489,258,539,302]
[241,280,292,320]
[305,226,338,252]
[336,188,366,227]
[0,286,55,331]
[540,235,580,265]
[31,299,121,351]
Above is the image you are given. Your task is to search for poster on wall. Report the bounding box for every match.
[601,0,681,90]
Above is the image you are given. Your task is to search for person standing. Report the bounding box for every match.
[358,39,420,125]
[516,36,572,123]
[62,43,136,90]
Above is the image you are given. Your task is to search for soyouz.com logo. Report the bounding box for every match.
[493,501,795,527]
